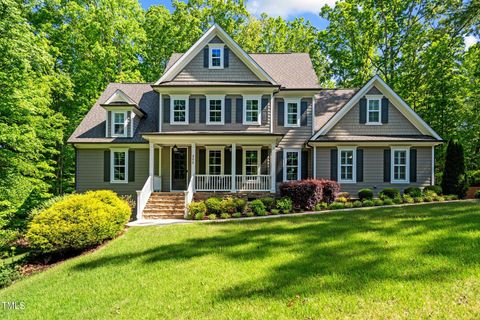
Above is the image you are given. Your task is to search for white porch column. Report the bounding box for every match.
[313,145,317,179]
[270,143,276,193]
[158,146,162,191]
[231,143,236,192]
[431,146,435,185]
[149,142,154,190]
[191,143,196,190]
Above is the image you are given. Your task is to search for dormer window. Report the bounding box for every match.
[367,96,382,124]
[112,111,128,137]
[209,44,224,69]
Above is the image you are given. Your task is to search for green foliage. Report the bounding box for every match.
[329,202,345,210]
[353,200,363,208]
[205,198,222,215]
[358,189,374,200]
[423,185,442,195]
[442,140,467,198]
[0,263,21,289]
[423,190,438,198]
[337,192,350,199]
[249,200,267,216]
[474,190,480,199]
[233,198,247,213]
[26,190,130,254]
[245,211,255,217]
[220,197,236,214]
[188,201,207,219]
[404,187,422,198]
[220,213,231,219]
[232,212,242,218]
[423,196,433,202]
[362,200,374,207]
[336,196,348,203]
[467,171,480,186]
[195,212,206,220]
[433,195,445,202]
[379,188,400,200]
[374,199,384,206]
[414,197,424,203]
[403,194,414,204]
[392,197,403,204]
[207,214,216,220]
[275,197,293,214]
[270,209,280,215]
[445,194,459,201]
[383,199,394,206]
[344,202,354,208]
[314,202,329,211]
[259,197,275,211]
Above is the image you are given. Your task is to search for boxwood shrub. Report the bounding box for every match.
[26,190,130,255]
[275,197,293,214]
[358,189,374,200]
[424,185,443,195]
[404,187,422,197]
[188,201,206,219]
[259,197,276,211]
[205,197,222,215]
[379,188,400,200]
[249,200,267,216]
[329,202,345,210]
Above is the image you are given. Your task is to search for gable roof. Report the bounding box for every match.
[314,89,358,131]
[311,75,442,141]
[155,24,276,85]
[103,89,137,106]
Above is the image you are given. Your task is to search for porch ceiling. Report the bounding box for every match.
[142,132,283,146]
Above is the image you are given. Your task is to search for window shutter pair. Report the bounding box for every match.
[203,46,229,68]
[164,97,196,124]
[330,149,364,182]
[383,148,417,182]
[103,150,135,182]
[359,96,389,124]
[198,98,232,123]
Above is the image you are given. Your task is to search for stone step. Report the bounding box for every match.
[143,207,184,213]
[143,214,184,220]
[145,203,184,208]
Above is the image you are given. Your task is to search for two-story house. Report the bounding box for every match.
[68,24,442,220]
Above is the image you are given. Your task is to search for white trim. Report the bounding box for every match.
[110,148,129,184]
[231,143,237,192]
[242,147,262,176]
[313,145,317,179]
[205,146,225,175]
[169,95,189,125]
[311,75,442,140]
[243,95,261,125]
[270,94,274,133]
[284,98,301,128]
[169,146,172,191]
[283,148,301,181]
[208,43,224,69]
[391,147,410,184]
[155,24,276,85]
[337,147,357,184]
[366,95,382,125]
[105,89,136,105]
[206,95,225,125]
[270,144,276,192]
[158,93,162,132]
[111,111,128,138]
[431,146,435,185]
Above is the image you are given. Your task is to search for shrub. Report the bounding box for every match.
[423,190,437,197]
[374,199,384,206]
[279,179,340,209]
[207,214,217,220]
[233,198,247,213]
[392,197,403,204]
[337,192,350,199]
[445,194,459,200]
[424,185,442,195]
[475,190,480,199]
[414,197,424,203]
[379,188,400,200]
[321,180,341,203]
[220,213,231,219]
[353,200,363,208]
[188,201,207,219]
[271,209,280,215]
[404,187,422,197]
[232,212,242,218]
[336,196,348,203]
[245,211,255,217]
[362,200,374,207]
[276,197,293,214]
[259,197,276,211]
[195,212,206,220]
[467,170,480,186]
[402,194,414,204]
[205,197,222,215]
[314,202,328,211]
[250,200,267,216]
[433,195,445,202]
[0,263,21,288]
[329,202,345,210]
[423,196,433,202]
[358,189,374,200]
[442,140,467,198]
[26,190,130,255]
[220,197,237,214]
[383,198,394,205]
[344,202,354,208]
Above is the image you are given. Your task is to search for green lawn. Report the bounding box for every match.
[1,202,480,319]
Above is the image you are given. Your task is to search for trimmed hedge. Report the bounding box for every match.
[26,190,130,255]
[379,188,400,199]
[279,179,340,210]
[358,189,374,200]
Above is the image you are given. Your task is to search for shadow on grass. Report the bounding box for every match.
[72,202,480,299]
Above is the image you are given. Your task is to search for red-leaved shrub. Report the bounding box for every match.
[279,179,340,210]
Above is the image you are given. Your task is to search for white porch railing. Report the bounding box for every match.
[236,175,271,191]
[136,176,153,220]
[184,176,195,218]
[195,175,232,191]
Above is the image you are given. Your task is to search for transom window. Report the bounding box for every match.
[392,149,409,182]
[111,150,128,183]
[244,97,261,125]
[207,96,224,124]
[367,97,381,124]
[170,96,188,124]
[112,111,127,137]
[338,148,356,183]
[285,99,300,127]
[284,149,301,181]
[243,149,260,176]
[207,148,223,175]
[209,44,224,69]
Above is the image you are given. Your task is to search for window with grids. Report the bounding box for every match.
[286,102,299,126]
[367,98,381,123]
[208,99,223,123]
[210,48,222,67]
[340,150,354,181]
[208,150,222,175]
[172,99,187,123]
[245,99,260,124]
[393,150,407,181]
[112,151,127,182]
[112,112,126,136]
[244,150,259,176]
[285,151,300,181]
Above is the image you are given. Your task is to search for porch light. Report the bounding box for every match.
[173,145,178,152]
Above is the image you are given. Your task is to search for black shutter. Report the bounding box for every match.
[224,47,229,68]
[359,97,367,124]
[224,148,231,174]
[199,98,206,123]
[198,149,206,174]
[163,97,170,123]
[225,98,232,123]
[236,148,242,175]
[356,149,364,182]
[330,149,338,181]
[236,98,243,123]
[128,150,135,182]
[104,150,110,182]
[261,148,269,174]
[276,150,283,183]
[277,101,284,126]
[381,97,389,124]
[106,111,111,137]
[261,97,269,126]
[410,148,417,182]
[384,149,391,182]
[301,150,308,179]
[301,100,308,126]
[189,98,196,123]
[203,47,209,67]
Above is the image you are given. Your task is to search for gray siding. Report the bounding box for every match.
[273,98,313,148]
[76,149,149,196]
[162,94,270,132]
[315,147,432,196]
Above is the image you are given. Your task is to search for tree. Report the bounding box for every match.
[442,140,467,197]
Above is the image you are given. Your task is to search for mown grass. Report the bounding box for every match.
[1,201,480,319]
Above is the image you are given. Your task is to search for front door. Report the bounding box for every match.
[172,148,188,190]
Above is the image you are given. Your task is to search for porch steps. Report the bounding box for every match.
[142,192,185,220]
